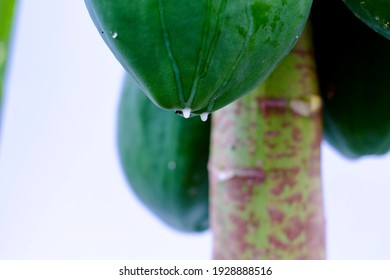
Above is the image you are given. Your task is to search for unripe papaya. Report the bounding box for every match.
[312,0,390,158]
[117,75,210,232]
[85,0,312,118]
[1,0,17,118]
[343,0,390,40]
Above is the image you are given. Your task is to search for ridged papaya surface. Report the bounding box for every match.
[343,0,390,40]
[313,0,390,158]
[85,0,312,117]
[117,75,210,232]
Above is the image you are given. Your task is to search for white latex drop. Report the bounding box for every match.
[182,108,191,119]
[112,32,118,39]
[200,113,209,122]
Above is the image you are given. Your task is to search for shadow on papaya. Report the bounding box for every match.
[312,0,390,159]
[343,0,390,40]
[116,75,210,232]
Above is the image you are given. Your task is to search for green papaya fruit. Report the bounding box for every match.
[85,0,312,118]
[1,0,17,125]
[343,0,390,40]
[117,75,210,232]
[312,0,390,158]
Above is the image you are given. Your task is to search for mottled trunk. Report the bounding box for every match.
[209,24,326,259]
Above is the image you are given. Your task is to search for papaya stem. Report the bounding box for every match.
[209,23,326,259]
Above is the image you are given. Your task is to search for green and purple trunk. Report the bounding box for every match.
[209,25,326,259]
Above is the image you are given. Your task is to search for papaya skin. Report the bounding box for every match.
[313,0,390,158]
[117,75,210,232]
[85,0,312,117]
[0,0,17,132]
[343,0,390,40]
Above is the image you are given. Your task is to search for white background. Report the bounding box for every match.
[0,1,390,259]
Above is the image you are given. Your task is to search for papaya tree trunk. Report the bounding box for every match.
[0,0,17,137]
[209,23,326,260]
